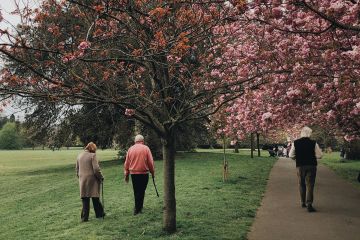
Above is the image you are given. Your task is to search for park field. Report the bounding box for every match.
[0,149,276,240]
[321,152,360,187]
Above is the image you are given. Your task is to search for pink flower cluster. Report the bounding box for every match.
[78,41,91,50]
[125,108,135,116]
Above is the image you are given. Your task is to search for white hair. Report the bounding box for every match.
[300,126,312,138]
[134,134,144,142]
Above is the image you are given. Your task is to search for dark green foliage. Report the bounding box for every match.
[72,104,133,149]
[311,126,339,150]
[175,120,213,151]
[0,122,23,149]
[23,101,61,148]
[0,116,9,129]
[346,140,360,160]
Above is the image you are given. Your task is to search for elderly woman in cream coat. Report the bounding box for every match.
[76,142,105,222]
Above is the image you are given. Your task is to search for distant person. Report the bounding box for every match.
[289,126,322,212]
[274,145,279,156]
[76,142,105,222]
[268,148,276,157]
[282,145,288,157]
[340,147,346,158]
[124,134,155,215]
[286,141,292,157]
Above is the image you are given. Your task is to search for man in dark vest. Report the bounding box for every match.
[289,126,323,212]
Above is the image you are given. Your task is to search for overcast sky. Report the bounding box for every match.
[0,1,38,120]
[0,1,21,28]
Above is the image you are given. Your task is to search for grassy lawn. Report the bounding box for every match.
[0,149,275,240]
[321,152,360,187]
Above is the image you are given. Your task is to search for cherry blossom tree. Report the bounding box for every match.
[219,0,359,147]
[0,0,265,232]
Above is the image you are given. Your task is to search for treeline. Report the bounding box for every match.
[0,104,218,156]
[0,115,27,149]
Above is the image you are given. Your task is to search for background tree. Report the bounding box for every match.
[0,115,8,129]
[214,1,359,157]
[0,122,23,149]
[0,0,254,232]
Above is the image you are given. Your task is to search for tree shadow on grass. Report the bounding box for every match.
[13,159,121,176]
[222,175,249,185]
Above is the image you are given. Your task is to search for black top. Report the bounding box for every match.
[294,137,317,167]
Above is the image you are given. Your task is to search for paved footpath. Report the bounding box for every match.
[247,157,360,240]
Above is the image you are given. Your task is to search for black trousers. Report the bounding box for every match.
[131,174,149,213]
[81,197,104,221]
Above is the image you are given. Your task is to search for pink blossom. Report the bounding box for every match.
[261,112,272,121]
[61,54,76,63]
[272,7,283,19]
[167,55,174,62]
[125,108,135,116]
[215,58,222,65]
[344,135,356,142]
[224,1,233,9]
[210,69,221,78]
[78,41,91,50]
[326,110,336,119]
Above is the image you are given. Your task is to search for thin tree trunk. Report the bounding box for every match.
[250,133,254,158]
[257,133,260,157]
[223,137,228,182]
[162,136,176,233]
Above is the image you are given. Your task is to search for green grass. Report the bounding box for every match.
[0,149,276,240]
[321,152,360,187]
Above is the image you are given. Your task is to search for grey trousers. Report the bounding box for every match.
[297,166,317,205]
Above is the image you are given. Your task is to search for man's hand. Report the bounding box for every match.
[125,174,129,183]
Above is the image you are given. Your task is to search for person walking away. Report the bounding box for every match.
[286,141,292,158]
[282,145,288,157]
[289,126,322,212]
[124,134,155,215]
[274,145,279,156]
[76,142,105,222]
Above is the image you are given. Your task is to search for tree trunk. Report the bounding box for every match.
[257,133,260,157]
[162,136,176,233]
[250,133,254,158]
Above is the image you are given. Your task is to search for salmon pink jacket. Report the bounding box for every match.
[124,143,155,176]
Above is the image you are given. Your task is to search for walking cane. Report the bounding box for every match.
[152,175,159,197]
[101,180,105,219]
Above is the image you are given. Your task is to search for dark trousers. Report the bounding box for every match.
[131,174,149,213]
[81,197,104,221]
[297,166,317,205]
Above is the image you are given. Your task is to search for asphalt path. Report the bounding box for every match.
[247,157,360,240]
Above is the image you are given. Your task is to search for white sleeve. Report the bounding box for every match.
[315,143,323,159]
[289,143,296,159]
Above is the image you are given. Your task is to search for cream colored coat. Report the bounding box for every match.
[76,151,104,198]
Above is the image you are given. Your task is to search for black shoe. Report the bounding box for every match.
[133,209,140,215]
[301,203,306,208]
[307,205,316,212]
[81,218,89,222]
[96,212,106,218]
